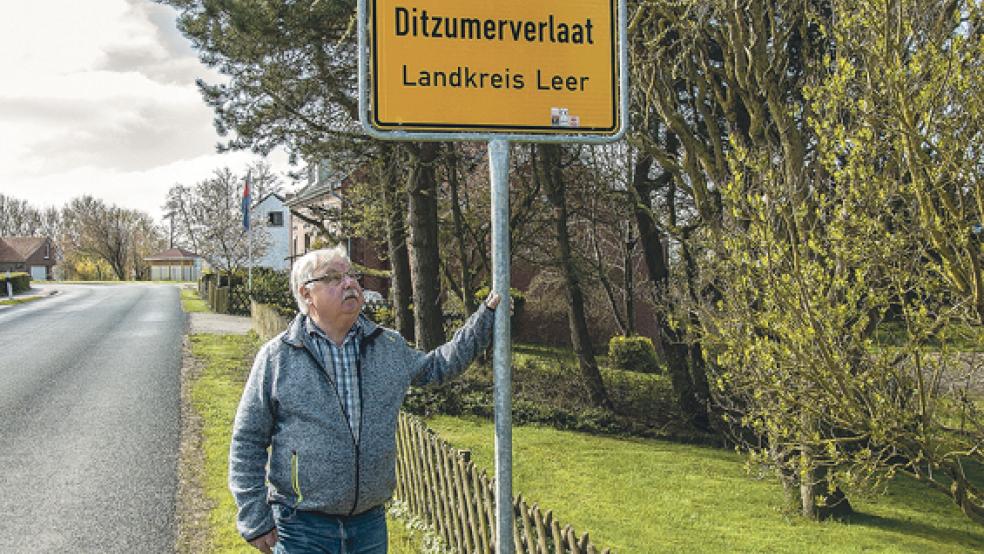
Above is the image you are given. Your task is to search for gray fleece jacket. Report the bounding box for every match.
[228,305,494,541]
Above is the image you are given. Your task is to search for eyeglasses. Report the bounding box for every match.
[304,271,363,288]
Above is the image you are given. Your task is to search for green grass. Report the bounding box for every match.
[514,341,610,367]
[181,287,210,313]
[189,333,257,552]
[187,332,423,553]
[0,296,42,306]
[386,514,425,553]
[425,414,984,554]
[509,341,677,426]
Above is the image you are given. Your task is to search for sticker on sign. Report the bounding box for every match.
[368,0,620,135]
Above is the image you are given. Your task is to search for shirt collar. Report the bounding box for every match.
[305,314,362,346]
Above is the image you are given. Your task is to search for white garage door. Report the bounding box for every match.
[30,266,47,281]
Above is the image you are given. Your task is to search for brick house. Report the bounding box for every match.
[285,161,390,297]
[0,236,56,280]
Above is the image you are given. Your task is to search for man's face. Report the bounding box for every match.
[302,258,364,321]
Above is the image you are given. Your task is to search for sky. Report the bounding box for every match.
[0,0,294,222]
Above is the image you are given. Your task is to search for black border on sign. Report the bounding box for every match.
[370,0,619,134]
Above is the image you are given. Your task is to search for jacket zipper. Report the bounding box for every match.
[349,349,366,515]
[291,450,304,504]
[298,331,366,515]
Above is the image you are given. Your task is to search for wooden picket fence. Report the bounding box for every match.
[395,413,612,554]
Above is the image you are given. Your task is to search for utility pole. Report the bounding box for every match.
[167,211,175,249]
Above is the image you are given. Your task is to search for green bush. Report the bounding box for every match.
[473,286,525,309]
[0,272,31,294]
[473,286,525,335]
[608,335,661,374]
[244,268,297,317]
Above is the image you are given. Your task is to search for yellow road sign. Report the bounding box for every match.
[370,0,619,135]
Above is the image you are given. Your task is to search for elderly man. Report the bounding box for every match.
[229,246,499,553]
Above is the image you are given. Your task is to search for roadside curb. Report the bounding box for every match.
[0,288,57,309]
[174,336,214,554]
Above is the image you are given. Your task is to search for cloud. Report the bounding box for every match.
[0,1,118,78]
[0,0,294,220]
[0,70,218,174]
[2,149,293,220]
[20,103,218,174]
[98,0,219,85]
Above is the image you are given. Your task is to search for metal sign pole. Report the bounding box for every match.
[356,2,628,551]
[489,138,513,554]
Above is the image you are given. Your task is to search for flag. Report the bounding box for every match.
[242,172,251,231]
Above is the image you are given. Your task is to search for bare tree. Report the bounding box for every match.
[536,143,614,411]
[61,196,164,281]
[165,168,272,274]
[0,194,61,238]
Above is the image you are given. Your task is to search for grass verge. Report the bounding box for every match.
[0,296,42,306]
[426,414,984,554]
[181,287,210,313]
[180,331,425,552]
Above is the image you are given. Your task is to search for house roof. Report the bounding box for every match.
[144,247,200,261]
[284,164,360,208]
[0,240,21,263]
[0,236,48,262]
[253,192,286,208]
[284,180,335,207]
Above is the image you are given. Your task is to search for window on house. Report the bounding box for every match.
[304,235,311,251]
[44,242,50,259]
[268,211,284,227]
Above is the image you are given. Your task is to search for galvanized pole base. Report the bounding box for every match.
[488,139,513,554]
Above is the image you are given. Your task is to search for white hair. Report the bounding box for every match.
[290,245,350,315]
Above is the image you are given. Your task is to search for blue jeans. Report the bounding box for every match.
[272,504,388,554]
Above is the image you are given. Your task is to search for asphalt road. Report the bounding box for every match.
[0,284,184,552]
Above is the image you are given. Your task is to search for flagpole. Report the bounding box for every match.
[247,171,253,292]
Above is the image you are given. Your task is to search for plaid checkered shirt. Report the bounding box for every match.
[306,316,363,443]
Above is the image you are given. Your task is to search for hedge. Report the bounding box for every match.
[0,272,31,294]
[608,335,661,374]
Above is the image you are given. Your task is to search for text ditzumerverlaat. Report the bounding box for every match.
[391,6,598,45]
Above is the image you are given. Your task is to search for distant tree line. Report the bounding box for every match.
[0,193,166,281]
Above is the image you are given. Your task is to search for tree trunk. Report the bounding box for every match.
[623,220,636,336]
[110,261,127,281]
[944,462,984,525]
[407,142,445,350]
[770,443,801,513]
[800,461,818,520]
[446,144,477,315]
[679,238,715,427]
[799,413,853,520]
[537,144,613,410]
[380,144,415,340]
[629,153,710,430]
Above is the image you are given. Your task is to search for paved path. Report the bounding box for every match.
[188,311,253,335]
[0,284,183,552]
